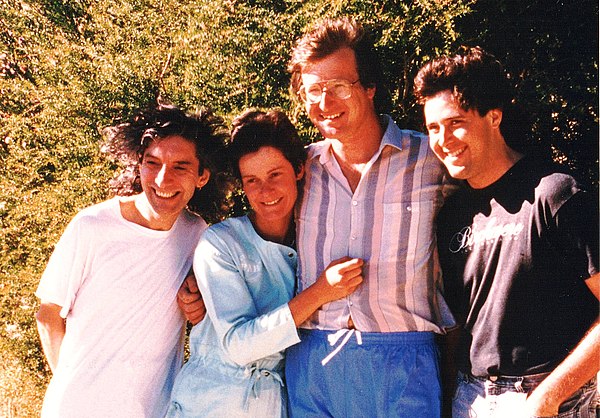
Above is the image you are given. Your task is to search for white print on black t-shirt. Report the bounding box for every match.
[449,217,524,253]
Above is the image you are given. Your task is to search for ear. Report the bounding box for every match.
[295,163,305,181]
[196,168,211,189]
[488,109,503,129]
[366,85,376,101]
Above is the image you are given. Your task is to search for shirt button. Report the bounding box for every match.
[288,252,294,258]
[406,206,412,212]
[351,235,356,240]
[352,200,358,206]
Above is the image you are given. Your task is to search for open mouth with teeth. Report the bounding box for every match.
[155,190,178,199]
[321,112,342,120]
[262,197,282,206]
[446,146,467,158]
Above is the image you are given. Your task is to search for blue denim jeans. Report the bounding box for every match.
[452,371,599,418]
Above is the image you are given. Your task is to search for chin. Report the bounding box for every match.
[261,209,293,223]
[446,167,468,180]
[317,124,341,136]
[261,211,287,221]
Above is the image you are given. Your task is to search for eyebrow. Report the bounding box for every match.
[428,114,465,124]
[143,154,197,166]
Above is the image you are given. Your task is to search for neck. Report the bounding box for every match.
[329,114,384,193]
[469,144,524,189]
[120,194,178,231]
[250,212,294,246]
[330,114,384,165]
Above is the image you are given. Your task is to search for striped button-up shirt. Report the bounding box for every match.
[296,115,455,333]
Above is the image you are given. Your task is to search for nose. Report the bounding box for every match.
[318,88,336,110]
[437,126,451,148]
[254,179,276,198]
[259,180,275,194]
[155,165,168,187]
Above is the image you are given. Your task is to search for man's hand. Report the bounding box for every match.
[177,274,206,325]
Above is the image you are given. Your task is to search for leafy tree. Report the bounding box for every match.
[0,0,596,414]
[455,0,599,188]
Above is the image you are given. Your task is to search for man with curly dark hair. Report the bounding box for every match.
[34,103,230,418]
[415,47,599,418]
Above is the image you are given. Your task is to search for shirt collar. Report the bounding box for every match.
[307,114,403,166]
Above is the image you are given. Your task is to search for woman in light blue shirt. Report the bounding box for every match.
[167,109,363,418]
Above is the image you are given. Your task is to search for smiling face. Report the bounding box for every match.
[300,47,377,144]
[239,146,303,234]
[424,90,508,189]
[138,135,209,228]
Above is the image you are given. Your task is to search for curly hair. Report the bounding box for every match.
[288,17,390,115]
[101,103,233,223]
[414,47,513,114]
[228,108,307,180]
[414,46,527,149]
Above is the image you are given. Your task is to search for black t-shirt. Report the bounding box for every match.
[437,156,598,377]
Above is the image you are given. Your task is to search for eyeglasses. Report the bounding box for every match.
[298,79,360,104]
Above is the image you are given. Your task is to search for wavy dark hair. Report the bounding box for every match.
[101,103,232,223]
[414,46,528,151]
[228,108,307,181]
[288,17,391,115]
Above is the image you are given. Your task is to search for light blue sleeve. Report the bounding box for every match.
[193,231,300,367]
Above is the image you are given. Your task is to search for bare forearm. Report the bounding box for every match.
[287,283,328,327]
[37,322,65,372]
[35,303,66,373]
[527,320,600,415]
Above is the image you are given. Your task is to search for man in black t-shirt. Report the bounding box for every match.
[414,47,599,418]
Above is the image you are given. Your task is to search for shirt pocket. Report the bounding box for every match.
[380,199,440,260]
[382,199,440,224]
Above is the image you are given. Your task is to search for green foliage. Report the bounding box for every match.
[156,1,298,113]
[0,0,597,414]
[343,0,474,126]
[456,0,599,187]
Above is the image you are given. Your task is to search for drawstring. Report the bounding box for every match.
[242,365,283,411]
[321,329,362,366]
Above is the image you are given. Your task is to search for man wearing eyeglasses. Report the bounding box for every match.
[284,17,454,417]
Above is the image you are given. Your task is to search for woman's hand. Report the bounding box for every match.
[314,257,364,304]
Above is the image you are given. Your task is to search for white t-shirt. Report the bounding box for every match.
[36,197,207,418]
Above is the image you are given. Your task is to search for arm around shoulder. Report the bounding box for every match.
[35,301,66,373]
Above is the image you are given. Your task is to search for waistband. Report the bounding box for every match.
[458,371,598,395]
[459,370,550,385]
[298,328,435,345]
